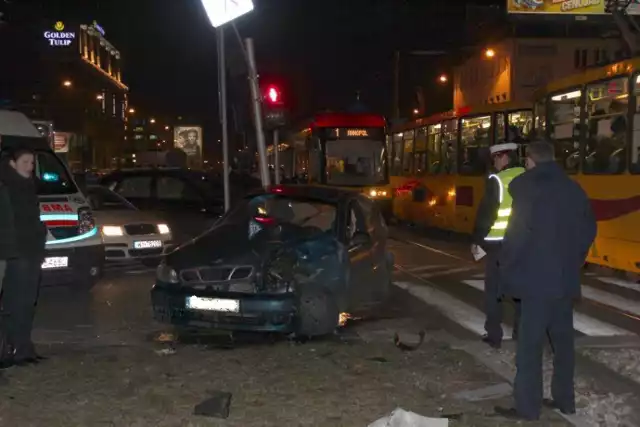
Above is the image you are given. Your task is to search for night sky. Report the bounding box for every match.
[8,0,503,139]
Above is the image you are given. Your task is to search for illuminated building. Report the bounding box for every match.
[0,19,128,170]
[453,37,624,109]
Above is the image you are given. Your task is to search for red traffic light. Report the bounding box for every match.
[265,86,281,104]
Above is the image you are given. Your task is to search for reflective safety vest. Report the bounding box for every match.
[484,166,525,242]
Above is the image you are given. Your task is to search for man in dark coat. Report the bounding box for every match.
[0,180,17,380]
[0,147,48,368]
[494,139,597,420]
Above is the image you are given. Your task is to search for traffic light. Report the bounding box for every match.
[262,84,287,129]
[266,86,281,105]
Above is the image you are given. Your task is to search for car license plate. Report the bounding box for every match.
[186,296,240,313]
[41,257,69,269]
[134,240,162,249]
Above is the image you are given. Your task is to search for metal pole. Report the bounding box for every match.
[218,27,231,212]
[273,129,280,184]
[245,37,270,188]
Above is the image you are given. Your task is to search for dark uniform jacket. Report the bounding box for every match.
[0,182,17,260]
[0,163,47,261]
[498,161,597,300]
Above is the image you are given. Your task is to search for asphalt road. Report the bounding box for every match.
[17,224,640,424]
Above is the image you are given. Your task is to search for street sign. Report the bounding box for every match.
[201,0,254,28]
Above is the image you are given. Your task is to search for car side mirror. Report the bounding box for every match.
[350,231,371,249]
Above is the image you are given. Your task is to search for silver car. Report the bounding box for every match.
[86,186,173,262]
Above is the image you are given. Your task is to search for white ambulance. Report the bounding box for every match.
[0,110,104,287]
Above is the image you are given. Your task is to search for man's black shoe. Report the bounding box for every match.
[494,406,539,421]
[542,398,576,415]
[481,334,501,349]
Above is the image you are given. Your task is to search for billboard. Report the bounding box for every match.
[507,0,640,15]
[174,126,202,157]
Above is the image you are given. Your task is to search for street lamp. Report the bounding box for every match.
[485,48,496,58]
[62,80,72,87]
[413,109,420,115]
[128,108,135,114]
[150,118,156,124]
[96,94,104,100]
[438,74,448,83]
[164,125,170,130]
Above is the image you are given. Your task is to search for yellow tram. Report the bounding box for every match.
[389,57,640,276]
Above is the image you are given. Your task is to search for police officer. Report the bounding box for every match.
[494,139,596,420]
[471,142,524,349]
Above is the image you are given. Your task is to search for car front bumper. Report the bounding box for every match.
[41,244,105,286]
[103,233,174,261]
[151,284,296,333]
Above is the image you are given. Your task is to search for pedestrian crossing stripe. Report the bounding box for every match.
[462,280,632,337]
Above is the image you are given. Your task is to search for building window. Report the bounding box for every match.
[112,94,117,117]
[581,49,588,68]
[574,49,580,69]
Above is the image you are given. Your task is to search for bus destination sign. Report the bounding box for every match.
[326,127,383,140]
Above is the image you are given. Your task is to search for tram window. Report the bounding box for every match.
[441,119,458,174]
[414,126,428,176]
[402,130,415,175]
[534,99,546,135]
[508,110,533,142]
[549,88,581,173]
[495,113,506,142]
[584,77,628,174]
[392,132,403,176]
[460,115,491,175]
[427,123,442,174]
[631,74,640,174]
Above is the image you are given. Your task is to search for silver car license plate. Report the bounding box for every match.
[134,240,162,249]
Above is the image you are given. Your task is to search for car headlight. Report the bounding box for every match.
[156,263,179,284]
[102,225,124,236]
[157,223,170,234]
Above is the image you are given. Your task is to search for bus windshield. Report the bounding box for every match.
[325,139,387,186]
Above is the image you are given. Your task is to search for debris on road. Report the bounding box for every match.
[394,330,426,351]
[193,391,232,419]
[368,408,448,427]
[453,382,512,402]
[154,348,176,356]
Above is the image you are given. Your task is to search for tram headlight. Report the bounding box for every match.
[368,189,388,198]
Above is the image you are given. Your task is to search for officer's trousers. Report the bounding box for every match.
[514,297,575,419]
[484,247,520,343]
[1,258,41,358]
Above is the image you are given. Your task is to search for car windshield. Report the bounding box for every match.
[87,186,137,211]
[223,194,337,236]
[34,150,78,195]
[325,140,387,186]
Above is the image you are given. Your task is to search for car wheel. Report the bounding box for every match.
[294,287,339,338]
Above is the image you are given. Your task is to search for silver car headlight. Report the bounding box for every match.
[102,225,124,236]
[157,224,170,234]
[156,262,179,284]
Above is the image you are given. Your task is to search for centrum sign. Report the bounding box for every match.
[201,0,254,27]
[507,0,640,15]
[44,21,76,46]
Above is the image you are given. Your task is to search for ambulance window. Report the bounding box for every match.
[35,151,76,195]
[584,77,628,174]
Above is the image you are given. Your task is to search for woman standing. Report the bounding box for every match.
[0,147,47,367]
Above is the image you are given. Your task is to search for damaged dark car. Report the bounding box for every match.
[151,185,393,337]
